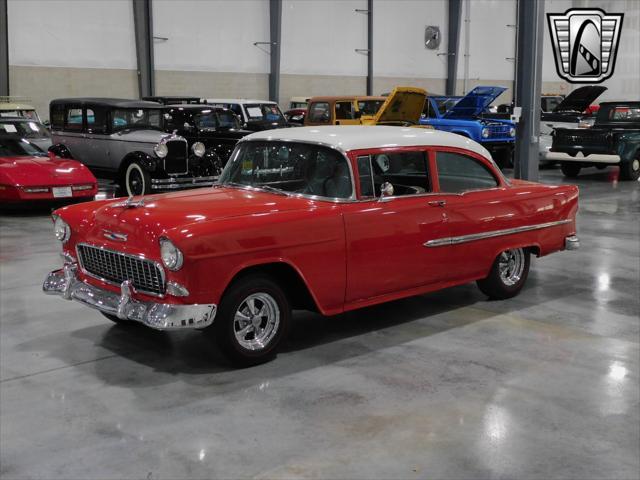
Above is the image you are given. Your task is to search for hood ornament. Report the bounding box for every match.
[103,230,128,242]
[111,195,146,209]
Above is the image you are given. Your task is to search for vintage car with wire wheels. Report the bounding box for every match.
[419,86,516,168]
[0,129,97,205]
[549,101,640,181]
[43,126,579,366]
[48,98,219,196]
[162,104,252,176]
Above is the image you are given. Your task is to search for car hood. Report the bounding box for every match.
[0,155,96,186]
[196,127,252,141]
[553,85,607,113]
[88,186,318,242]
[372,87,427,124]
[443,86,507,118]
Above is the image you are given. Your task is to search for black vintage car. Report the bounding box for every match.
[49,98,220,195]
[162,105,252,174]
[550,101,640,181]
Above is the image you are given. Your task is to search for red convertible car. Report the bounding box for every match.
[43,126,579,365]
[0,131,97,204]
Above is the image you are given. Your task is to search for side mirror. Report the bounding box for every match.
[380,182,394,198]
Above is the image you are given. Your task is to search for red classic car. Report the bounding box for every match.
[0,132,97,204]
[43,126,579,365]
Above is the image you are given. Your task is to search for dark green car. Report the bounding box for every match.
[549,101,640,181]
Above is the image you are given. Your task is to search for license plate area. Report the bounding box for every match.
[52,187,73,198]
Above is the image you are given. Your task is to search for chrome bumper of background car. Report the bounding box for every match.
[565,235,580,250]
[544,152,621,164]
[151,176,218,190]
[42,264,216,330]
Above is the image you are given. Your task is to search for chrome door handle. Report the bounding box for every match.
[428,200,446,207]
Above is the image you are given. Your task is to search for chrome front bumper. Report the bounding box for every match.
[43,264,216,330]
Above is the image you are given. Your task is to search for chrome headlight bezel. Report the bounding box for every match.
[481,127,490,139]
[159,237,183,271]
[509,127,516,137]
[192,142,206,157]
[53,215,71,243]
[154,143,168,158]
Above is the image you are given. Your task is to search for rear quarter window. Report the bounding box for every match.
[436,151,498,193]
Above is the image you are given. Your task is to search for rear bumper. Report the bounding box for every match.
[545,151,620,164]
[43,264,216,330]
[565,235,580,250]
[151,176,218,191]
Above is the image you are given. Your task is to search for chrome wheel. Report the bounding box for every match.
[498,248,526,287]
[233,292,280,351]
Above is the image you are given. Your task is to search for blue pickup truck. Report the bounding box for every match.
[419,86,516,168]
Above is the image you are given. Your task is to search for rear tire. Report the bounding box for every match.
[560,163,581,178]
[208,274,291,367]
[123,162,151,196]
[477,248,530,300]
[619,158,640,181]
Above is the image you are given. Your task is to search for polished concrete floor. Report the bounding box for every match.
[1,167,638,479]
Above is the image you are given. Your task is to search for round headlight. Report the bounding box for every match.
[192,142,206,157]
[509,127,516,137]
[160,238,183,271]
[53,215,70,242]
[481,128,490,138]
[154,143,168,158]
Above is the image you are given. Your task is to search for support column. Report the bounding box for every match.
[268,0,282,103]
[513,0,544,181]
[132,0,155,98]
[0,0,9,96]
[366,0,373,95]
[445,0,462,96]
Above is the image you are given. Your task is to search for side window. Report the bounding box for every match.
[335,101,354,120]
[357,155,375,198]
[64,107,83,131]
[308,102,330,123]
[436,151,499,193]
[85,107,107,134]
[369,151,430,197]
[424,100,436,118]
[50,105,64,129]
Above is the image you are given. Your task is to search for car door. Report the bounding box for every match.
[342,149,451,304]
[58,104,86,161]
[431,149,519,281]
[82,106,112,171]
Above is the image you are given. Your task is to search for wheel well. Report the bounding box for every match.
[226,262,319,312]
[118,152,152,179]
[526,245,541,257]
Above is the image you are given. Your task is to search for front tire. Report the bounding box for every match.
[123,162,151,196]
[619,158,640,181]
[560,163,581,178]
[209,275,291,367]
[477,248,530,299]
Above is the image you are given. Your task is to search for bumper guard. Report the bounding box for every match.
[43,264,216,330]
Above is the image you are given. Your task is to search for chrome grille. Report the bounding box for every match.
[488,124,511,139]
[77,244,165,295]
[164,139,189,175]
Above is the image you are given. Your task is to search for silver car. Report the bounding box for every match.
[49,98,218,195]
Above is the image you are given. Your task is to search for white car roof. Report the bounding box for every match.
[241,125,492,158]
[205,99,277,105]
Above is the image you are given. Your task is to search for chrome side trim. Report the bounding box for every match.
[424,219,572,247]
[43,267,215,330]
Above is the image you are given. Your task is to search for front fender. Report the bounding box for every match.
[616,134,640,162]
[120,151,160,174]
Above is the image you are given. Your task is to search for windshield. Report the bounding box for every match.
[0,121,50,138]
[112,108,162,131]
[0,136,47,157]
[435,98,461,114]
[219,141,353,199]
[357,100,384,115]
[244,104,285,123]
[195,110,240,129]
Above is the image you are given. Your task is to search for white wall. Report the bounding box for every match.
[373,0,447,79]
[7,0,136,69]
[281,0,367,76]
[152,0,270,73]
